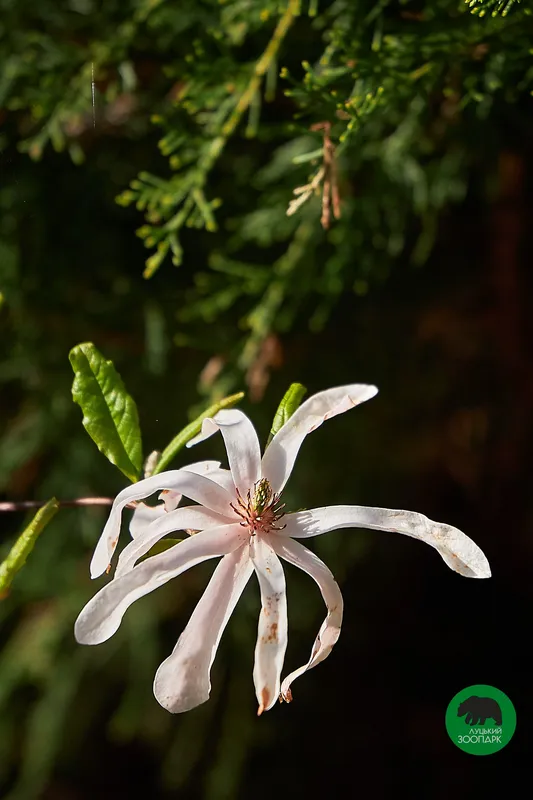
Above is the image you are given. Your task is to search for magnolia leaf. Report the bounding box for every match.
[140,538,184,561]
[154,392,244,474]
[69,342,143,482]
[267,382,307,445]
[0,498,59,596]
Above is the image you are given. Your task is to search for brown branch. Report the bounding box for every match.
[0,498,129,512]
[310,121,341,229]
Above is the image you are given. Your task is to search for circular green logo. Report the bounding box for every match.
[446,684,516,755]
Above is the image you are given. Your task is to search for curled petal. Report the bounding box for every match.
[130,460,224,537]
[187,409,261,496]
[251,537,288,715]
[261,384,378,494]
[156,460,222,513]
[281,506,491,579]
[190,467,236,496]
[90,469,233,579]
[129,502,167,539]
[154,461,220,511]
[75,524,246,645]
[183,460,221,474]
[117,506,234,577]
[153,545,253,713]
[269,536,343,703]
[158,490,182,513]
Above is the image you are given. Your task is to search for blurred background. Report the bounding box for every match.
[0,0,531,797]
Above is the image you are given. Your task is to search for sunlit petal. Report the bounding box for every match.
[154,545,253,713]
[76,524,246,645]
[117,506,234,577]
[90,469,233,579]
[281,505,491,578]
[251,536,288,714]
[261,384,378,493]
[129,502,166,539]
[155,460,221,513]
[187,409,261,496]
[270,536,343,703]
[190,467,236,496]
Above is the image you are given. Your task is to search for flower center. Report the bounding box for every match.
[230,478,286,535]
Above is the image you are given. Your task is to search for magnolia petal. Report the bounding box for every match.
[261,384,378,494]
[130,459,225,537]
[183,459,222,475]
[90,469,233,579]
[187,409,261,496]
[156,461,222,513]
[153,545,253,713]
[75,524,246,645]
[251,536,288,715]
[158,490,182,513]
[117,506,234,577]
[281,505,491,579]
[269,536,343,703]
[191,467,236,496]
[129,502,167,539]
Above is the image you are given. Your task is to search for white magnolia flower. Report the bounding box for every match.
[75,384,491,715]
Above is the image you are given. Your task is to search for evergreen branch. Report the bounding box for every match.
[202,0,301,170]
[15,0,165,160]
[239,219,315,372]
[120,0,301,277]
[466,0,522,17]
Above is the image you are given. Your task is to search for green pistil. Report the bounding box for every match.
[252,478,273,516]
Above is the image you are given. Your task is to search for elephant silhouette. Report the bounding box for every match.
[457,696,502,726]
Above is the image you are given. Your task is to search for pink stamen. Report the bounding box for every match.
[230,480,286,536]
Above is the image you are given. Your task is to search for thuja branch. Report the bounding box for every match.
[201,0,301,172]
[122,0,302,277]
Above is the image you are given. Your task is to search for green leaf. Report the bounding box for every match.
[267,382,307,445]
[154,392,245,474]
[0,498,59,596]
[139,537,184,561]
[69,342,143,482]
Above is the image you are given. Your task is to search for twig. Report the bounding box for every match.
[200,0,300,172]
[0,498,129,512]
[287,121,342,228]
[287,166,325,216]
[310,121,341,229]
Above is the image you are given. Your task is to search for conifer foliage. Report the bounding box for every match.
[2,0,532,381]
